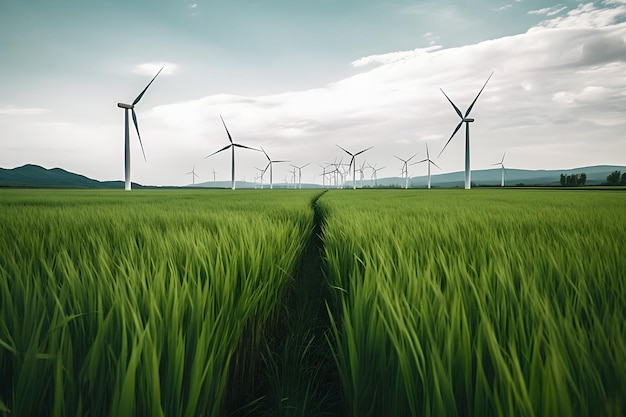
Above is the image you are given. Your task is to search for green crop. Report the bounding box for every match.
[0,189,318,417]
[321,189,626,417]
[1,188,625,417]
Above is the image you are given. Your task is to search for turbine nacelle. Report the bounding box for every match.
[117,103,133,109]
[463,118,474,123]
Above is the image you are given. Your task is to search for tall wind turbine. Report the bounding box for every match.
[336,145,373,189]
[261,147,289,189]
[394,153,418,189]
[205,115,259,190]
[411,143,441,189]
[186,165,199,185]
[117,67,163,191]
[438,72,494,189]
[291,163,310,189]
[492,151,506,187]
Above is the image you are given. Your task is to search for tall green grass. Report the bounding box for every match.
[0,189,317,417]
[321,189,626,417]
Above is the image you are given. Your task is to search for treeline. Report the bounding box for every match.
[606,170,626,185]
[560,173,586,186]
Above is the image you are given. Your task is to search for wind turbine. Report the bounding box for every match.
[336,145,373,189]
[186,165,199,185]
[492,151,507,187]
[394,153,418,189]
[367,163,385,188]
[212,169,218,183]
[291,163,310,189]
[438,72,494,189]
[117,67,163,191]
[254,166,266,189]
[261,147,289,189]
[205,115,259,190]
[411,143,441,189]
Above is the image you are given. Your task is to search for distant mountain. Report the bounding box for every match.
[3,164,625,189]
[0,164,140,188]
[360,165,626,188]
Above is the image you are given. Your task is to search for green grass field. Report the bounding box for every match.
[1,188,624,417]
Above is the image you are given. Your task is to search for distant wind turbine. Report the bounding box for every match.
[411,143,441,189]
[212,169,218,183]
[205,115,259,190]
[367,163,385,187]
[261,147,289,189]
[336,144,373,189]
[291,163,310,189]
[117,67,163,191]
[492,151,507,187]
[186,165,199,185]
[438,72,494,189]
[394,153,418,189]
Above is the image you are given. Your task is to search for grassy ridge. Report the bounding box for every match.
[0,189,318,417]
[320,189,626,417]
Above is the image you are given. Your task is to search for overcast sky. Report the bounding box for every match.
[1,0,625,186]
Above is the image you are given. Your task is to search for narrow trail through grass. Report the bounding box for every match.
[251,190,340,417]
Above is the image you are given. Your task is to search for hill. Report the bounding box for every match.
[0,164,138,188]
[2,164,625,189]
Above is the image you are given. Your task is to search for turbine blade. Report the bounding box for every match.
[438,120,464,158]
[426,142,430,159]
[440,88,463,119]
[260,146,270,161]
[132,67,163,105]
[205,144,231,158]
[431,161,442,170]
[233,143,260,151]
[301,163,311,168]
[407,153,418,162]
[336,144,353,156]
[273,160,290,163]
[263,162,271,174]
[501,150,506,163]
[131,109,146,161]
[394,155,404,162]
[220,115,233,143]
[354,146,373,156]
[465,71,494,117]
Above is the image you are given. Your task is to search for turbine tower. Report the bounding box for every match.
[117,67,163,191]
[438,72,494,189]
[336,144,373,189]
[411,143,441,189]
[291,163,310,189]
[261,147,289,189]
[367,163,385,187]
[186,165,199,185]
[205,115,259,190]
[492,151,506,187]
[394,153,418,189]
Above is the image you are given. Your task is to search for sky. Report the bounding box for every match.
[1,0,625,186]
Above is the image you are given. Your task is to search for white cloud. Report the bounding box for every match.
[528,5,567,16]
[132,62,179,76]
[0,106,49,115]
[141,1,626,183]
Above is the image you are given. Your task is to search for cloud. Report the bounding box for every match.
[132,62,179,76]
[139,2,626,183]
[528,5,568,16]
[492,5,513,11]
[0,106,49,115]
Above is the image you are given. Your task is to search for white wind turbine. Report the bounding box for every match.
[411,143,441,189]
[394,153,418,189]
[492,151,507,187]
[367,163,385,187]
[254,166,266,189]
[261,147,289,189]
[205,115,259,190]
[212,169,218,183]
[291,163,310,189]
[336,145,373,189]
[117,67,163,191]
[186,165,199,185]
[438,72,494,189]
